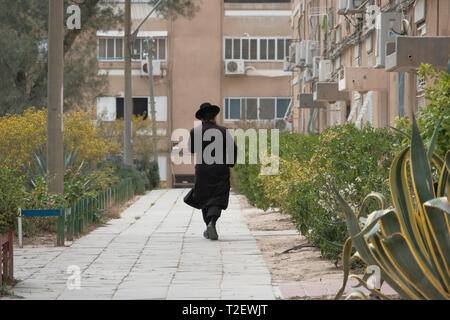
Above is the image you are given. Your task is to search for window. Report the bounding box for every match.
[135,38,167,61]
[225,98,241,120]
[98,37,167,61]
[260,98,275,119]
[246,98,258,120]
[276,98,290,118]
[224,97,291,121]
[224,37,291,61]
[116,98,149,120]
[98,38,124,60]
[97,96,168,122]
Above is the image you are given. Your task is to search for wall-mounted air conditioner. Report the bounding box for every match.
[141,60,162,76]
[224,60,245,75]
[318,59,333,81]
[365,5,380,32]
[338,0,365,15]
[283,56,294,72]
[346,0,365,14]
[305,41,319,67]
[294,44,303,67]
[288,43,297,68]
[375,12,402,68]
[338,0,347,15]
[295,41,308,67]
[312,56,322,79]
[304,68,313,83]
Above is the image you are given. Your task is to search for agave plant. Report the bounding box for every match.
[28,147,87,188]
[333,116,449,300]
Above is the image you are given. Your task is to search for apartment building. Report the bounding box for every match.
[287,0,450,135]
[95,0,292,187]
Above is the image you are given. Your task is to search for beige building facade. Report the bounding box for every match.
[287,0,450,135]
[95,0,292,187]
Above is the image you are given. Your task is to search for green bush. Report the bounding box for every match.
[232,124,401,261]
[135,158,160,190]
[115,164,146,195]
[0,164,25,234]
[394,65,449,157]
[147,161,160,190]
[307,125,400,259]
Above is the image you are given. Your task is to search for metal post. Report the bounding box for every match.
[146,39,158,163]
[18,208,23,248]
[8,231,13,281]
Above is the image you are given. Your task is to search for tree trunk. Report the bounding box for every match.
[124,0,133,166]
[47,0,64,195]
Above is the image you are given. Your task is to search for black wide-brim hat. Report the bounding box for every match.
[195,102,220,120]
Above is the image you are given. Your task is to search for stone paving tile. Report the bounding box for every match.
[6,189,276,300]
[277,279,398,299]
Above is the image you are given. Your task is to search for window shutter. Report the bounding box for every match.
[97,97,117,121]
[151,96,168,122]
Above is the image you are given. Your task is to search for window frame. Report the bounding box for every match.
[223,37,291,62]
[98,37,167,62]
[98,38,124,61]
[223,97,291,122]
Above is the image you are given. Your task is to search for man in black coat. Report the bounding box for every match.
[186,102,238,240]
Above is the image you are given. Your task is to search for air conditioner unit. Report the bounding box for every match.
[141,60,162,76]
[289,44,297,67]
[294,44,303,67]
[305,41,319,67]
[318,59,333,81]
[338,0,347,15]
[283,56,294,72]
[224,60,245,75]
[365,5,380,32]
[374,12,402,68]
[296,41,308,67]
[339,0,365,15]
[304,68,313,83]
[346,0,365,14]
[312,56,322,79]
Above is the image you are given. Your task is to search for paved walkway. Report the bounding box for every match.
[10,189,275,300]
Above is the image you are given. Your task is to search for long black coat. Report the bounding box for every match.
[188,121,237,210]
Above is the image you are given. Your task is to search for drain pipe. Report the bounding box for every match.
[398,72,405,118]
[307,109,315,134]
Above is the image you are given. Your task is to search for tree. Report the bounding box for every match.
[0,0,198,116]
[0,0,122,115]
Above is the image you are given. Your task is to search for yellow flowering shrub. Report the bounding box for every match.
[0,107,119,168]
[0,108,47,168]
[259,156,316,214]
[63,110,120,164]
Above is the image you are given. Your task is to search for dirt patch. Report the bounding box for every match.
[245,210,295,232]
[15,194,143,248]
[239,196,344,283]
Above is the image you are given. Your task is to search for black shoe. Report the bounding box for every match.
[203,228,209,239]
[207,221,218,240]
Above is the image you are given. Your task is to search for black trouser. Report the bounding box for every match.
[202,206,222,226]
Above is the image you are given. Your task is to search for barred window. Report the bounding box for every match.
[98,37,167,61]
[224,37,291,61]
[224,97,291,121]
